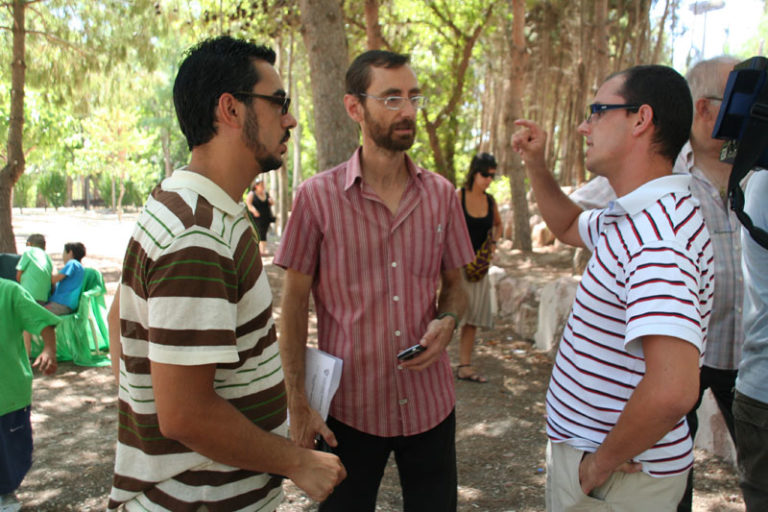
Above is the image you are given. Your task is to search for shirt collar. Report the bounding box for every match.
[344,147,423,191]
[673,140,694,175]
[163,167,244,216]
[611,174,692,216]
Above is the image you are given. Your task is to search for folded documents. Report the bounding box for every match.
[304,347,343,420]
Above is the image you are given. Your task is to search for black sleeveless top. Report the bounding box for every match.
[461,188,494,253]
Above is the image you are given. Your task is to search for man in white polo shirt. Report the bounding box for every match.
[512,65,713,511]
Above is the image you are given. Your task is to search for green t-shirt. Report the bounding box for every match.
[0,278,60,416]
[16,246,53,302]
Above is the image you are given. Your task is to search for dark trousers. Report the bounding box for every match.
[0,406,32,495]
[677,366,737,512]
[734,391,768,512]
[319,411,457,512]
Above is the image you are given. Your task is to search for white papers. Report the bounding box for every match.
[304,347,343,420]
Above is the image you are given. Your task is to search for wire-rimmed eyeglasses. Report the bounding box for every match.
[233,92,291,115]
[359,94,427,111]
[585,103,640,124]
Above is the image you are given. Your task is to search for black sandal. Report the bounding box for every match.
[457,364,488,383]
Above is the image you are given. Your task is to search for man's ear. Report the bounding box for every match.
[632,104,655,136]
[344,94,364,123]
[216,92,244,129]
[694,96,719,122]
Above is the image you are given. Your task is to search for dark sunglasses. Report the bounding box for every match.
[479,170,496,179]
[585,103,640,124]
[233,92,291,115]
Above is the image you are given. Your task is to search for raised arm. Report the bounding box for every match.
[279,268,337,449]
[511,119,585,248]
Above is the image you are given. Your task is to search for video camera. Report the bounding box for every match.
[712,56,768,249]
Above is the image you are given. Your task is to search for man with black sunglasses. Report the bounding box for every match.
[513,65,713,511]
[569,57,743,512]
[108,36,345,511]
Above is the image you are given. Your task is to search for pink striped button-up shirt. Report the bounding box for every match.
[275,148,474,437]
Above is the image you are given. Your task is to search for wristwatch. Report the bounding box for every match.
[436,312,459,331]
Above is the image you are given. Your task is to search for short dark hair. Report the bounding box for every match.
[464,153,497,190]
[346,50,410,98]
[173,36,276,150]
[613,65,693,162]
[64,242,86,262]
[27,233,46,250]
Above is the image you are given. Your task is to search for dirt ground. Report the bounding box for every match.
[11,209,746,511]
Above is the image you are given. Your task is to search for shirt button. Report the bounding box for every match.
[393,295,400,302]
[395,330,401,336]
[398,398,408,405]
[391,261,398,268]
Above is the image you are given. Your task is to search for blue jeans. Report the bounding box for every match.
[0,406,33,494]
[734,391,768,512]
[319,411,457,512]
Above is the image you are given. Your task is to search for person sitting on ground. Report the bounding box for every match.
[45,242,86,315]
[16,234,54,355]
[0,278,59,512]
[456,152,502,384]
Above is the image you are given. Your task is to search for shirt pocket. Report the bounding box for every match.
[406,223,445,278]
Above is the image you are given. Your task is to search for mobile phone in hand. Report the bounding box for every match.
[397,344,426,361]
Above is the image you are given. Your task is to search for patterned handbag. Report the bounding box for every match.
[464,231,493,282]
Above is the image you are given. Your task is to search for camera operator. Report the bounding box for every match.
[734,169,768,511]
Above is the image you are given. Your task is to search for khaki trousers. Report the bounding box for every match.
[545,441,688,512]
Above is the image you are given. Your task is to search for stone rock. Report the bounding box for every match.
[572,247,591,276]
[496,275,541,340]
[534,276,579,353]
[531,221,555,248]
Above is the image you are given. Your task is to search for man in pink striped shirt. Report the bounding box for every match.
[275,50,474,511]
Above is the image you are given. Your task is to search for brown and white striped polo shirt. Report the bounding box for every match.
[109,169,287,511]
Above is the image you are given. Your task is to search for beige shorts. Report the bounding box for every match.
[545,441,688,512]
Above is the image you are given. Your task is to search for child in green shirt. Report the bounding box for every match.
[15,234,53,304]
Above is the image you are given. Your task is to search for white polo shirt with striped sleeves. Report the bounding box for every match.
[545,174,714,477]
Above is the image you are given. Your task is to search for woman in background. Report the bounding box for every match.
[245,178,275,255]
[456,153,502,383]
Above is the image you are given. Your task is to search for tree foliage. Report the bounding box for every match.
[2,0,763,252]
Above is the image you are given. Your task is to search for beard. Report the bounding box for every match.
[363,107,416,152]
[242,107,283,172]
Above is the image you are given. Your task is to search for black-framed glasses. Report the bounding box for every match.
[479,170,496,179]
[585,103,640,124]
[359,93,427,111]
[233,92,291,115]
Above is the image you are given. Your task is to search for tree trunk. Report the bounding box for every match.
[117,174,125,221]
[162,129,173,178]
[504,0,532,251]
[364,0,386,50]
[651,0,671,63]
[299,0,358,171]
[594,0,609,86]
[84,175,91,210]
[421,4,491,183]
[0,0,27,253]
[65,175,73,206]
